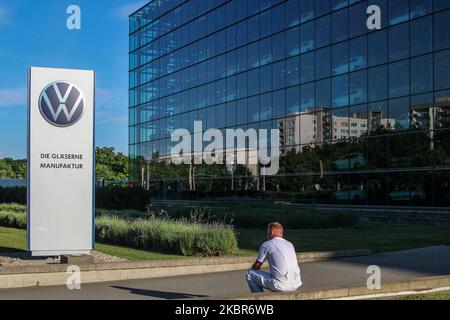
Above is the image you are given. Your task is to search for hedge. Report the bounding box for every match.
[95,186,150,210]
[0,187,26,205]
[95,216,238,257]
[0,203,27,229]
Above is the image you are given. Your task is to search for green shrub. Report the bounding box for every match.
[0,204,27,229]
[95,216,131,246]
[0,203,27,213]
[95,216,238,257]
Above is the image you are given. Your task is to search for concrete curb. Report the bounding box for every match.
[0,249,370,289]
[214,275,450,300]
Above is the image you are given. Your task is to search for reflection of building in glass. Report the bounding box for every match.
[279,109,395,152]
[129,0,450,207]
[368,109,396,132]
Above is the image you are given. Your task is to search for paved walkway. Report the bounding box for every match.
[0,246,449,300]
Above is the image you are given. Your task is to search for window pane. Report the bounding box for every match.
[286,56,300,86]
[332,9,349,43]
[248,15,259,42]
[286,0,300,27]
[300,0,315,23]
[248,96,260,122]
[273,60,286,90]
[411,16,432,56]
[226,50,237,76]
[332,0,348,11]
[411,55,433,94]
[434,0,450,11]
[272,33,286,62]
[226,76,237,101]
[389,23,409,62]
[260,93,272,121]
[260,65,272,93]
[368,30,387,67]
[248,42,260,69]
[410,93,433,130]
[350,70,368,105]
[226,102,237,127]
[349,1,368,38]
[287,86,300,114]
[286,27,300,56]
[368,100,389,132]
[248,69,260,96]
[389,60,410,98]
[300,21,315,53]
[215,104,227,128]
[410,0,432,18]
[388,0,409,25]
[301,82,315,111]
[271,4,286,34]
[315,15,331,48]
[237,46,248,73]
[260,38,272,66]
[237,72,248,99]
[332,74,349,108]
[316,47,331,79]
[389,97,410,131]
[349,36,367,71]
[435,10,450,51]
[369,65,388,101]
[300,52,315,83]
[435,49,450,91]
[316,78,331,109]
[237,99,248,125]
[332,42,349,75]
[226,25,237,51]
[237,20,248,47]
[315,0,331,16]
[273,90,286,118]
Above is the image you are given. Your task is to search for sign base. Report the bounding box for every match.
[60,254,94,265]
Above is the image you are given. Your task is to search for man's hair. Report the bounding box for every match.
[268,222,284,234]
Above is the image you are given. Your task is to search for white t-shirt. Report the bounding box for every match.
[257,237,302,291]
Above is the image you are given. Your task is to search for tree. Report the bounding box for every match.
[95,147,128,181]
[0,158,26,178]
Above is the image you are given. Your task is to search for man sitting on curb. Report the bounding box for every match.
[245,222,302,293]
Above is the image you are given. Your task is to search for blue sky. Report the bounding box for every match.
[0,0,147,159]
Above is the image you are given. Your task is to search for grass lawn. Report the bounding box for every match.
[0,226,184,261]
[0,226,26,252]
[1,222,450,261]
[396,291,450,300]
[95,243,185,261]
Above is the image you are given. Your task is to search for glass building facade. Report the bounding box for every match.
[129,0,450,206]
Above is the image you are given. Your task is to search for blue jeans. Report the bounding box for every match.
[245,269,278,293]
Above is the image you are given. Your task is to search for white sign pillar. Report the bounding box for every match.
[27,67,95,256]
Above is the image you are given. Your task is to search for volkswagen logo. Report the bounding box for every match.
[39,81,85,127]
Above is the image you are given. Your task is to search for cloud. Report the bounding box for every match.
[111,1,148,21]
[0,87,27,108]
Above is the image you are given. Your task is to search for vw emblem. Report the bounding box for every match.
[39,81,85,127]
